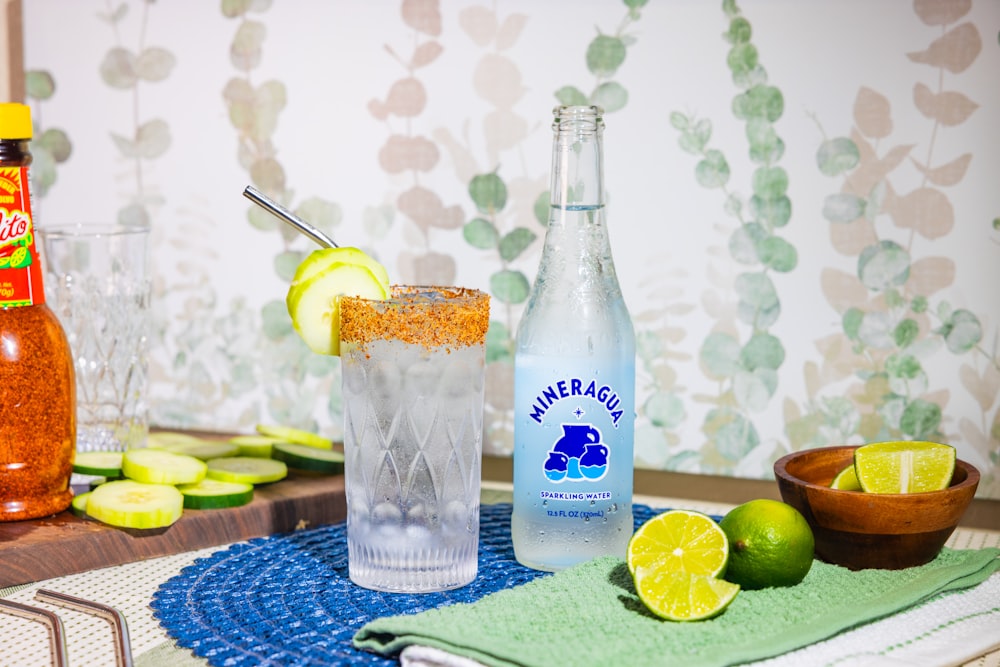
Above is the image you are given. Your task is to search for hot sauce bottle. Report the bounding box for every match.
[0,102,75,521]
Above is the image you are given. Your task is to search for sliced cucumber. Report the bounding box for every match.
[73,451,124,477]
[206,457,287,485]
[290,247,390,290]
[255,424,332,450]
[273,442,345,474]
[178,479,254,510]
[70,492,91,518]
[122,449,207,485]
[286,261,388,356]
[86,480,184,529]
[153,439,240,461]
[228,434,279,458]
[147,431,204,448]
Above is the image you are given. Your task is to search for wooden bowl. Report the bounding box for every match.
[773,446,979,570]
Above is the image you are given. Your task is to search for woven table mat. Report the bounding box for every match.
[152,503,665,666]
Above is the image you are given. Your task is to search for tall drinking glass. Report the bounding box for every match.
[340,286,490,592]
[39,223,151,453]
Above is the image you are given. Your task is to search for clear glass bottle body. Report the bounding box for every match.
[511,106,635,571]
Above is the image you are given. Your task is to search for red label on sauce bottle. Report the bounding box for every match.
[0,165,44,307]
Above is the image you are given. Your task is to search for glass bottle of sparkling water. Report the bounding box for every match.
[512,105,636,571]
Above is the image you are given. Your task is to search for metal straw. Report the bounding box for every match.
[242,185,338,249]
[35,589,134,667]
[0,598,69,667]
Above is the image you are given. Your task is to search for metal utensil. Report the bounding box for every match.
[35,589,134,667]
[0,598,69,667]
[242,185,338,249]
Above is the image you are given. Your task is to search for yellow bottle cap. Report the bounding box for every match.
[0,102,33,139]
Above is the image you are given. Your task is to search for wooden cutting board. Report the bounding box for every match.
[0,472,347,588]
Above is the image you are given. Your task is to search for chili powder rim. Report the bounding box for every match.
[339,285,489,349]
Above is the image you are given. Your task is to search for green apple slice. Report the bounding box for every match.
[286,261,388,355]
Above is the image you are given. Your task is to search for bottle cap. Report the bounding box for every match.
[0,102,33,139]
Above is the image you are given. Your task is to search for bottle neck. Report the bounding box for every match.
[549,106,604,213]
[0,138,32,166]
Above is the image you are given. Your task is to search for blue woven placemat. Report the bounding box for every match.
[152,503,667,666]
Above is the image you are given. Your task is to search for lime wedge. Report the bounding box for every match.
[853,441,956,494]
[633,567,740,622]
[830,464,861,491]
[627,509,729,578]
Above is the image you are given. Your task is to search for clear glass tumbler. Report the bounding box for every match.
[340,286,490,592]
[38,223,152,453]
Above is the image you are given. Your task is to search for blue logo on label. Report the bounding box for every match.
[543,423,608,483]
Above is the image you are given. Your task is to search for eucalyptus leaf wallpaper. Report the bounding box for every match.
[21,0,1000,499]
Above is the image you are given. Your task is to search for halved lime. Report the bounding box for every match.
[830,464,861,491]
[853,441,956,494]
[633,567,740,622]
[86,480,184,529]
[122,449,207,485]
[627,509,729,578]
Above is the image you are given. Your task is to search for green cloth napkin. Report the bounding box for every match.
[354,547,1000,667]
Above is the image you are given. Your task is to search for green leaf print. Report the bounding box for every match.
[858,240,910,290]
[469,172,508,214]
[749,194,791,228]
[586,34,627,77]
[740,332,785,371]
[644,391,685,429]
[755,235,797,272]
[899,398,942,439]
[732,85,783,122]
[726,43,758,78]
[555,86,589,107]
[489,270,531,305]
[498,228,537,262]
[700,331,742,379]
[938,309,983,354]
[463,218,500,249]
[25,70,55,99]
[724,17,752,44]
[591,81,628,112]
[816,137,860,176]
[822,193,866,223]
[695,149,730,188]
[893,319,920,348]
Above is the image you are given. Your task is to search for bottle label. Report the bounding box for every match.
[0,166,44,307]
[514,354,635,520]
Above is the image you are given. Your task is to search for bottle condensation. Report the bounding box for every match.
[512,105,636,571]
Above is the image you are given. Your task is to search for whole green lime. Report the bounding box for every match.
[719,499,814,589]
